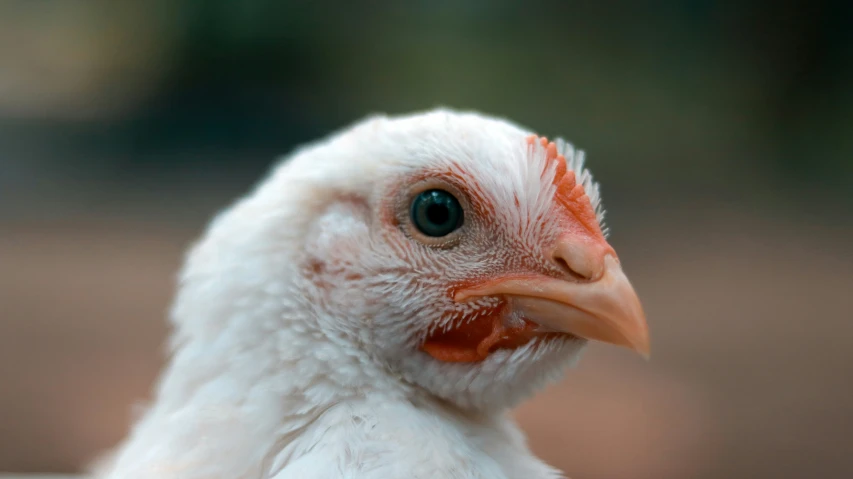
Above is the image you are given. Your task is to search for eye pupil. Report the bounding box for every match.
[425,204,450,226]
[411,189,464,238]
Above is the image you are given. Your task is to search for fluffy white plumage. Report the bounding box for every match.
[95,109,645,479]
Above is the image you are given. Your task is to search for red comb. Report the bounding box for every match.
[527,134,604,238]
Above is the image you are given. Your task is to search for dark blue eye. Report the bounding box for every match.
[410,189,464,237]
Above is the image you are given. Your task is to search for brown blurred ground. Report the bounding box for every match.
[2,205,851,479]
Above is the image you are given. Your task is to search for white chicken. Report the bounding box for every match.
[96,109,649,479]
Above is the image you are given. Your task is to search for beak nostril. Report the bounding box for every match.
[553,254,591,281]
[552,239,611,282]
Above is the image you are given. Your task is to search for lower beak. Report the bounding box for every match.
[455,255,650,358]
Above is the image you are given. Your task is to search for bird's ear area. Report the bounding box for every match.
[300,194,373,286]
[526,134,605,240]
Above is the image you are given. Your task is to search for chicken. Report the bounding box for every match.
[96,109,649,479]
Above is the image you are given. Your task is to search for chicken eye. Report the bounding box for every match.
[410,189,464,237]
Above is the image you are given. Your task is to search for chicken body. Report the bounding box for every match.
[97,109,648,479]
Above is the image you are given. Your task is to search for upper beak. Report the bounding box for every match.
[455,245,650,358]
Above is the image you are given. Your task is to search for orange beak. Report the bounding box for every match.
[455,240,650,358]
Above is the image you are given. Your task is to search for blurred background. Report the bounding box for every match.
[1,1,851,478]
